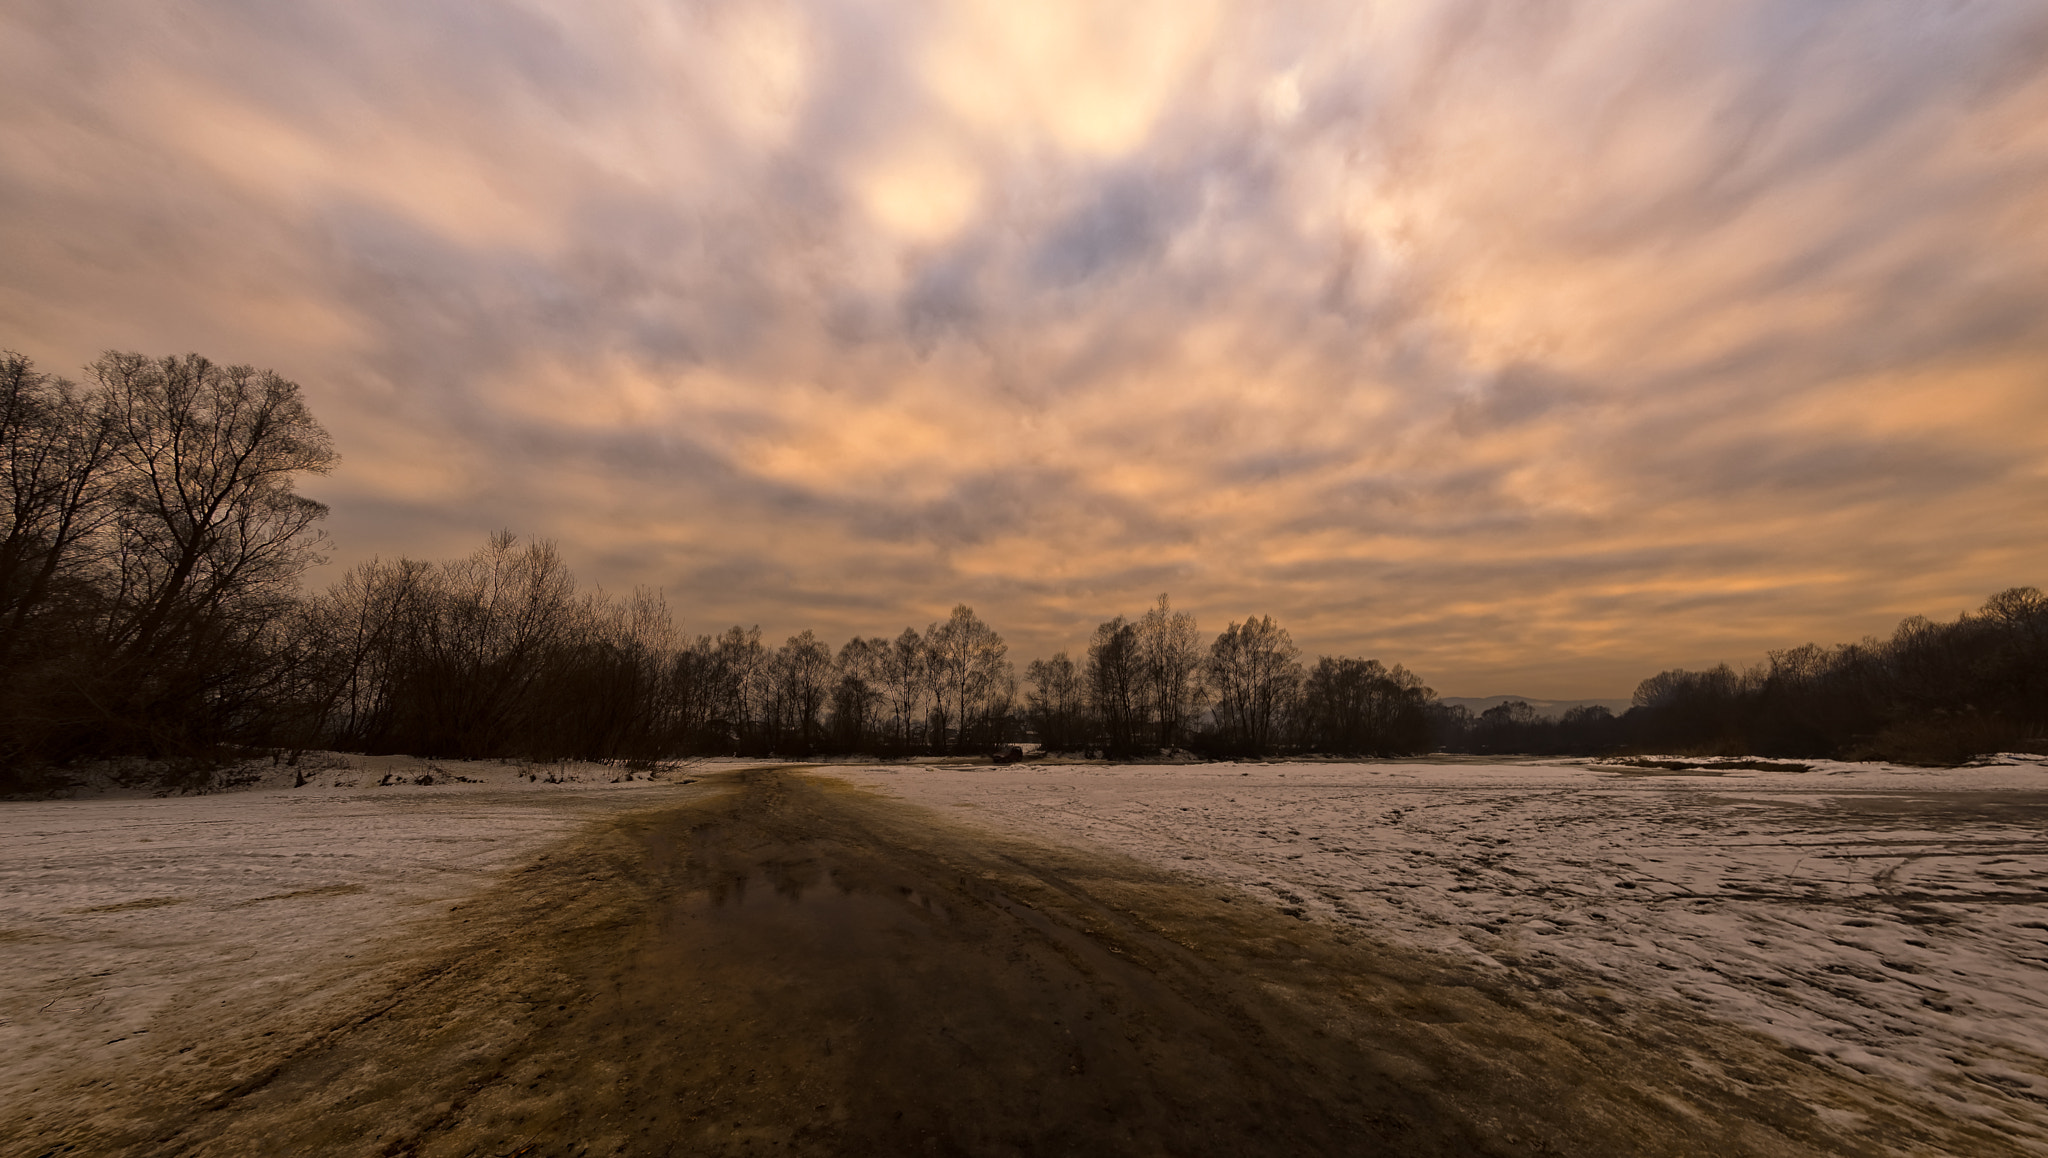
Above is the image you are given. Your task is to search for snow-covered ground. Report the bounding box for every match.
[12,751,2048,1148]
[837,754,2048,1141]
[0,755,732,1132]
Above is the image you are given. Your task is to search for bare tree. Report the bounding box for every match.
[881,626,928,751]
[1297,656,1435,756]
[1087,616,1144,756]
[979,660,1019,747]
[1137,594,1203,750]
[830,636,887,751]
[1025,651,1086,751]
[920,620,952,751]
[715,625,767,750]
[669,632,723,749]
[95,352,335,663]
[376,533,576,757]
[927,605,1009,752]
[529,585,678,763]
[0,350,338,761]
[1206,615,1301,756]
[298,555,434,747]
[0,352,118,669]
[775,630,833,752]
[295,535,696,762]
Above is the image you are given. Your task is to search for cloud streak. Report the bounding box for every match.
[3,0,2045,696]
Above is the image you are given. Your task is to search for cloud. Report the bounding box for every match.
[3,0,2046,696]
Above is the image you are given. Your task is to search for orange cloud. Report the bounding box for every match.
[2,0,2045,697]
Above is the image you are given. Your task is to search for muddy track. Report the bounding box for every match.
[26,768,2024,1157]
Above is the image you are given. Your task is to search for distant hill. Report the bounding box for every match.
[1438,696,1635,720]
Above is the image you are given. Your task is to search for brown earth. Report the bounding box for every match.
[10,767,2021,1157]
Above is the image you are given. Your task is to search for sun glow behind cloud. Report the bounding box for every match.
[3,0,2046,696]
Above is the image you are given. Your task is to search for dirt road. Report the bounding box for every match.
[16,768,2021,1157]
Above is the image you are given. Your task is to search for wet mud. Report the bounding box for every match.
[19,767,2027,1157]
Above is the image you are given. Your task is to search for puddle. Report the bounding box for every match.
[677,863,958,968]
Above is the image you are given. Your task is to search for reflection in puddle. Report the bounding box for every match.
[689,865,950,925]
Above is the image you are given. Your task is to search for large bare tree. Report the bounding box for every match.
[0,350,335,761]
[882,626,928,751]
[1137,594,1203,750]
[1206,615,1302,756]
[95,352,336,662]
[831,635,889,751]
[775,629,833,752]
[927,605,1009,752]
[1086,615,1144,756]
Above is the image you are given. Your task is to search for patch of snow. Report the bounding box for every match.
[834,755,2048,1139]
[0,754,732,1123]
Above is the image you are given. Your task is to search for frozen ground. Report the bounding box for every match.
[11,751,2048,1153]
[0,754,732,1138]
[837,754,2048,1144]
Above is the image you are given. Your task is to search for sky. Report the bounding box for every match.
[3,1,2046,698]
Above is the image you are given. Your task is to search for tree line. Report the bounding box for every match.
[4,349,2040,788]
[302,538,1019,762]
[300,549,1442,763]
[1619,587,2047,763]
[1424,587,2048,764]
[1023,601,1435,758]
[0,350,1439,779]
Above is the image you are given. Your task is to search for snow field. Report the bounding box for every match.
[0,755,730,1134]
[11,751,2048,1150]
[837,755,2048,1143]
